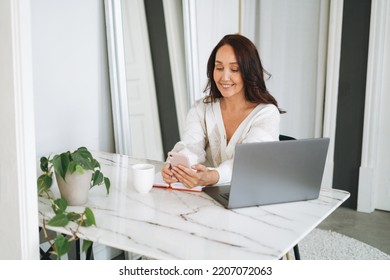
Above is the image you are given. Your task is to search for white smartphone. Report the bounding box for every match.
[168,151,191,169]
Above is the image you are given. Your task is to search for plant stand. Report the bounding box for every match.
[39,227,94,260]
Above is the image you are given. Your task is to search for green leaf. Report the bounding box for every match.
[92,159,101,169]
[76,147,93,158]
[67,212,82,222]
[47,213,69,227]
[75,164,85,174]
[84,207,96,226]
[52,153,70,181]
[104,177,110,195]
[52,198,67,215]
[82,240,93,252]
[40,157,49,172]
[92,170,103,187]
[68,161,77,174]
[82,220,92,227]
[37,174,52,195]
[53,235,71,259]
[72,147,94,170]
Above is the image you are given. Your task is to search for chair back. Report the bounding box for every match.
[279,134,296,141]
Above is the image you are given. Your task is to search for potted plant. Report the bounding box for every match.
[37,146,110,259]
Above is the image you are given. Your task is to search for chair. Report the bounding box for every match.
[278,134,301,260]
[279,134,296,141]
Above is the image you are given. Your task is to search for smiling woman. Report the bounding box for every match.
[106,0,331,162]
[105,0,241,161]
[3,0,388,262]
[160,34,281,189]
[106,0,332,186]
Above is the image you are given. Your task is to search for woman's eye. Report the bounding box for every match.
[231,68,239,72]
[215,67,223,71]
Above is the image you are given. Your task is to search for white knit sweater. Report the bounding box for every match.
[170,98,280,185]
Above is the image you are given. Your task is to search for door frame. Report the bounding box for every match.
[104,0,132,155]
[358,0,390,212]
[0,0,39,259]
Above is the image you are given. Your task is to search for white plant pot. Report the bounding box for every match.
[56,170,93,206]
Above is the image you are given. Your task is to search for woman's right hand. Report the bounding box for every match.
[161,163,178,184]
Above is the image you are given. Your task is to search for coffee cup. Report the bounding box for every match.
[131,163,155,193]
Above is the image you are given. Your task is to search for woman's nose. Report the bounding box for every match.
[222,70,230,80]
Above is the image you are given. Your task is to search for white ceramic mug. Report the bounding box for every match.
[131,163,155,193]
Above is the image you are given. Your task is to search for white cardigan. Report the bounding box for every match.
[170,98,280,185]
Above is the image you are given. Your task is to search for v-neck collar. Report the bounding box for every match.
[213,99,262,149]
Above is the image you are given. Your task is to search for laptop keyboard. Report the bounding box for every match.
[220,192,230,200]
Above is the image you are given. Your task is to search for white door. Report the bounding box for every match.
[374,83,390,211]
[121,0,164,161]
[373,8,390,211]
[358,1,390,212]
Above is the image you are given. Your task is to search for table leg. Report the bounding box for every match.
[293,244,301,260]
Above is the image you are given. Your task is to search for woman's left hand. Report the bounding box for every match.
[171,164,219,188]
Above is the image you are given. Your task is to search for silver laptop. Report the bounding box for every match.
[203,138,330,209]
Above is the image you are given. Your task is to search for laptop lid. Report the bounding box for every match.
[203,138,330,209]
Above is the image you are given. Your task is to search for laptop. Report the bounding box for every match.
[203,138,330,209]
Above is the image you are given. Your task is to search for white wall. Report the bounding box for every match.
[30,0,117,259]
[0,0,39,259]
[0,0,114,260]
[32,0,114,157]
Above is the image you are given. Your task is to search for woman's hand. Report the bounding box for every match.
[161,163,178,185]
[171,164,219,188]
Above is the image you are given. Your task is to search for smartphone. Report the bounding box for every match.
[168,152,191,168]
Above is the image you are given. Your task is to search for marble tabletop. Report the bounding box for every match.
[38,151,350,260]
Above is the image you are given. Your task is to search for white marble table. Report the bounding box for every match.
[38,151,350,260]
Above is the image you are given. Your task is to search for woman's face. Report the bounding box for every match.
[213,44,245,99]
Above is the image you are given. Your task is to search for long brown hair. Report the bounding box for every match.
[204,34,283,112]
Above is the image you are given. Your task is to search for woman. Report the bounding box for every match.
[162,34,282,188]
